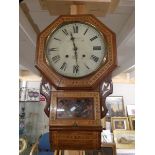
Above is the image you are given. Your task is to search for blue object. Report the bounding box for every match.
[38,152,54,155]
[38,132,54,155]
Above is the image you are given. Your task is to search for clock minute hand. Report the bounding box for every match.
[70,33,78,64]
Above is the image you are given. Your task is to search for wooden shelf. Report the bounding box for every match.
[39,0,120,16]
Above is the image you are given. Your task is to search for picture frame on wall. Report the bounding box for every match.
[126,104,135,116]
[113,130,135,149]
[101,130,114,143]
[25,88,40,102]
[19,87,26,101]
[85,143,116,155]
[111,117,130,131]
[106,96,126,117]
[129,116,135,130]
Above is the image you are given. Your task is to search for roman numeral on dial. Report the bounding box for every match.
[62,29,68,35]
[90,36,98,41]
[73,65,79,73]
[54,37,61,41]
[83,28,89,35]
[60,62,67,71]
[73,25,78,33]
[84,64,90,69]
[51,55,60,63]
[48,48,58,52]
[90,55,99,62]
[93,46,101,50]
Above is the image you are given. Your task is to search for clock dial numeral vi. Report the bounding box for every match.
[73,65,79,73]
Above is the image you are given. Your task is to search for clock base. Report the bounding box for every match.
[49,126,102,150]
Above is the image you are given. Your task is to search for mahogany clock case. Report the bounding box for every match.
[36,14,117,90]
[36,14,117,150]
[49,91,102,150]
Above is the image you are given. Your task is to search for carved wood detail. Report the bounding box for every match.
[100,74,113,118]
[40,76,52,117]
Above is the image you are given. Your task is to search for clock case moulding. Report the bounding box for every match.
[36,14,117,90]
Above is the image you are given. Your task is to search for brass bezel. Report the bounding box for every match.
[44,21,108,79]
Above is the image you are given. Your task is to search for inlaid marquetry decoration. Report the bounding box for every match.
[36,14,117,150]
[49,91,102,149]
[36,14,117,90]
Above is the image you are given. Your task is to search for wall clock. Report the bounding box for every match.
[36,14,117,150]
[36,14,117,90]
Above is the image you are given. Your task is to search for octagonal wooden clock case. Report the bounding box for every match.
[36,15,117,150]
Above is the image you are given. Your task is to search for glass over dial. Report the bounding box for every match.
[45,22,107,78]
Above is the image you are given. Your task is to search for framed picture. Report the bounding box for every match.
[25,88,40,102]
[101,130,113,143]
[129,116,135,130]
[19,87,26,101]
[126,104,135,116]
[113,130,135,149]
[85,143,116,155]
[106,96,125,117]
[111,117,130,131]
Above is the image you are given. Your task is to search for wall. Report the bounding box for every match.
[19,80,49,144]
[19,101,49,144]
[111,83,135,105]
[105,83,135,130]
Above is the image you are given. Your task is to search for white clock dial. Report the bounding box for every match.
[45,22,107,78]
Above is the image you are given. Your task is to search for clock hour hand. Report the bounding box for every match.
[70,33,78,64]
